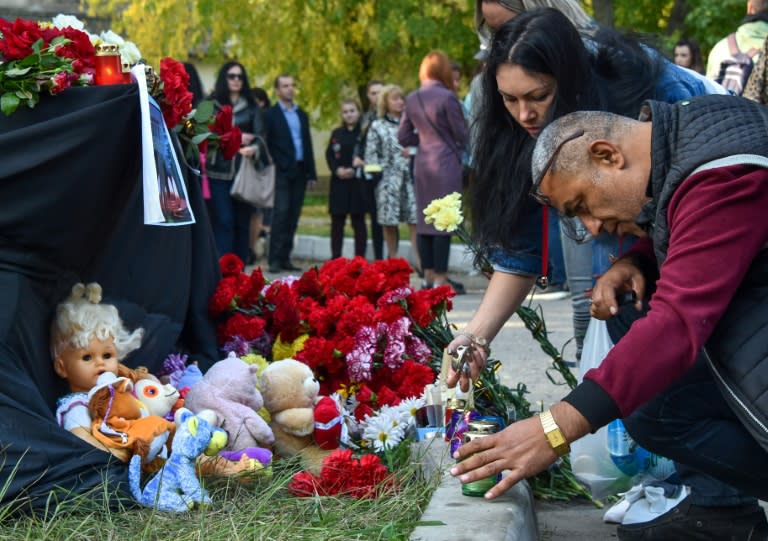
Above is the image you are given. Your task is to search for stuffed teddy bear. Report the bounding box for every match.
[184,352,274,451]
[259,358,330,473]
[88,372,174,470]
[129,408,227,512]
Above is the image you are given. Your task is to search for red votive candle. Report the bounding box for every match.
[122,62,133,84]
[94,44,124,85]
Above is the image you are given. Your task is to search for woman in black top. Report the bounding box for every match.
[325,98,367,259]
[205,61,264,263]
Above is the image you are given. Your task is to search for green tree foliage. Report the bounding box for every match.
[86,0,753,125]
[85,0,477,126]
[587,0,747,55]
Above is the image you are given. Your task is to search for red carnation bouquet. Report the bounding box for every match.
[288,449,396,499]
[210,255,454,419]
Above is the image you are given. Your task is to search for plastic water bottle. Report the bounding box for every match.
[607,419,640,476]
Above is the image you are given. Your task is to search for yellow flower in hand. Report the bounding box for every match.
[424,192,463,232]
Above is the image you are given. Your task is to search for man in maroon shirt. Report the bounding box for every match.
[450,96,768,540]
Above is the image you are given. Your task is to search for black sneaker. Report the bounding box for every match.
[617,496,768,541]
[446,278,466,295]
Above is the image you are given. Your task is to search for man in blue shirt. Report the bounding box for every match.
[263,74,317,272]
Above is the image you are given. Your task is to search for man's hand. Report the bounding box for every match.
[307,179,318,190]
[445,334,488,393]
[450,402,590,499]
[591,258,645,319]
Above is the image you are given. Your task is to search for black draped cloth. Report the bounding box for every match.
[0,84,220,512]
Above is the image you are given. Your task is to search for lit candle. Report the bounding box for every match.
[122,62,133,84]
[94,44,124,85]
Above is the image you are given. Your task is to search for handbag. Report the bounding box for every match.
[230,136,275,208]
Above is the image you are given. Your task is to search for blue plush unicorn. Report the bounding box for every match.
[129,408,227,512]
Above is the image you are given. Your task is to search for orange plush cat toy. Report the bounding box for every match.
[88,372,174,470]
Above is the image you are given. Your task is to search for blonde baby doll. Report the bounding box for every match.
[52,282,144,461]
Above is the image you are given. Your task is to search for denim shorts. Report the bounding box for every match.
[488,203,638,279]
[488,204,544,277]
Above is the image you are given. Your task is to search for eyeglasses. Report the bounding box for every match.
[529,129,585,206]
[227,73,244,81]
[529,129,593,243]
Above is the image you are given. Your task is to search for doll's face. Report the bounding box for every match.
[54,336,119,393]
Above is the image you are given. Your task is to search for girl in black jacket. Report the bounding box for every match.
[325,99,368,259]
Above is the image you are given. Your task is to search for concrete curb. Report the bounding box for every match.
[292,234,477,273]
[409,437,539,541]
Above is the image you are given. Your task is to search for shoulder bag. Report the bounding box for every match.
[230,136,276,208]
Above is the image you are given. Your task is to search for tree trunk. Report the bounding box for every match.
[666,0,690,35]
[592,0,614,27]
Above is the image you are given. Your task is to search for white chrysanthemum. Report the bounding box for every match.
[119,41,142,65]
[52,14,86,30]
[99,30,126,46]
[362,412,405,452]
[395,397,425,426]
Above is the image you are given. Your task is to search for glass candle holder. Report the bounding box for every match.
[121,62,133,84]
[94,44,123,86]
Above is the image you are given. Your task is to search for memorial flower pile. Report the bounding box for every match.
[0,17,95,115]
[210,255,453,421]
[0,15,240,158]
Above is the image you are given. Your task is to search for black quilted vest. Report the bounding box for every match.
[638,95,768,450]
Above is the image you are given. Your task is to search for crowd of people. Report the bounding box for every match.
[179,2,768,538]
[195,57,471,290]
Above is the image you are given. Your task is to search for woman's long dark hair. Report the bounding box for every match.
[470,7,661,250]
[211,61,255,107]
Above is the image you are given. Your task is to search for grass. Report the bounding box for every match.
[0,451,439,541]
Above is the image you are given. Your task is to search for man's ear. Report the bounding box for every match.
[588,140,625,169]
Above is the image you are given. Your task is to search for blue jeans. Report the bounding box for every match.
[591,232,637,278]
[488,204,544,276]
[547,211,566,287]
[206,178,252,262]
[623,354,766,506]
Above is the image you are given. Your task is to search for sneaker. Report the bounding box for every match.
[446,278,466,295]
[616,496,768,541]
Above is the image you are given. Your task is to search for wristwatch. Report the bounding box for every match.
[539,410,570,457]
